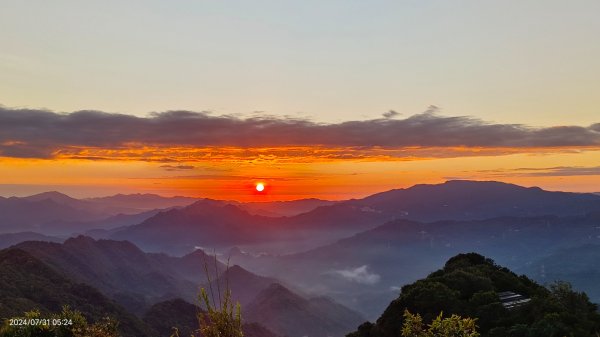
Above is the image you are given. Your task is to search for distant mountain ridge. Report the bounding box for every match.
[230,212,600,319]
[0,191,337,236]
[0,231,62,249]
[108,180,600,256]
[350,180,600,221]
[85,193,198,211]
[0,197,101,234]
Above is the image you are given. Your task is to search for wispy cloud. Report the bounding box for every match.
[331,265,381,285]
[1,106,599,161]
[159,164,196,171]
[486,166,600,177]
[446,166,600,180]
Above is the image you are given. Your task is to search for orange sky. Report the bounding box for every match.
[2,2,600,200]
[1,107,599,200]
[2,145,599,201]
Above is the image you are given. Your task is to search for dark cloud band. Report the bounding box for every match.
[1,107,599,159]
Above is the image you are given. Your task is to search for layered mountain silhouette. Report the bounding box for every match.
[9,236,362,336]
[85,193,198,211]
[0,195,102,233]
[0,231,61,249]
[0,192,180,235]
[108,181,600,256]
[14,236,223,314]
[230,213,600,319]
[0,192,333,237]
[3,181,600,336]
[349,180,600,220]
[209,264,281,305]
[109,200,283,254]
[0,248,155,337]
[245,283,364,337]
[236,198,337,217]
[110,199,387,255]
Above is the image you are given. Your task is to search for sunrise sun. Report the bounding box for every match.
[255,182,265,192]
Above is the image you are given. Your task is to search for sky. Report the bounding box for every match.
[1,1,599,200]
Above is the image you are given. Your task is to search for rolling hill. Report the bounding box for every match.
[0,248,156,337]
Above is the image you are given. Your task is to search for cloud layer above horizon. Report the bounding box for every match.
[2,106,599,162]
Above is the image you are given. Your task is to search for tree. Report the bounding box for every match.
[401,310,479,337]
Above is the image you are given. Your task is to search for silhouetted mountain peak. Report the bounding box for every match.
[226,264,248,274]
[181,248,210,261]
[23,191,77,202]
[354,179,600,222]
[184,199,249,215]
[255,283,302,302]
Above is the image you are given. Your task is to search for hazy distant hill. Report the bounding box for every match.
[237,198,337,217]
[86,193,334,217]
[0,231,62,249]
[109,199,390,255]
[85,193,198,211]
[22,191,151,215]
[110,200,285,254]
[210,264,281,306]
[5,180,600,240]
[23,191,93,209]
[0,196,101,234]
[245,283,364,337]
[0,192,166,235]
[348,180,600,221]
[524,244,600,304]
[231,213,600,318]
[0,248,156,337]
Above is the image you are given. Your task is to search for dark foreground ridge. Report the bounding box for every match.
[347,253,600,337]
[0,248,154,337]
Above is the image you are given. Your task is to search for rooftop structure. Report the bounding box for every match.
[498,291,531,309]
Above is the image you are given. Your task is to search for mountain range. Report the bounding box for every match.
[229,212,600,318]
[2,180,600,336]
[5,236,363,336]
[106,180,600,256]
[0,191,335,237]
[522,243,600,304]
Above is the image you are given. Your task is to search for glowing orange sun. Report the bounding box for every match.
[255,182,265,192]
